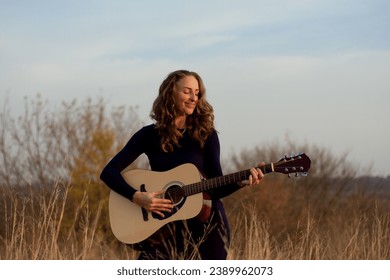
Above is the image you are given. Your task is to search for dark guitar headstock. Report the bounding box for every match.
[273,153,311,177]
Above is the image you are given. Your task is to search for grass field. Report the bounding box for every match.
[1,173,389,260]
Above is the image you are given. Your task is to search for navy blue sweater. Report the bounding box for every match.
[100,124,241,259]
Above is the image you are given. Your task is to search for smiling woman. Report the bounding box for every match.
[150,70,214,153]
[100,70,265,260]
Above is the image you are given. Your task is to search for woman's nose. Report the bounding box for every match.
[189,92,197,101]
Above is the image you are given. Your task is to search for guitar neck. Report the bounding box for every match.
[184,163,274,196]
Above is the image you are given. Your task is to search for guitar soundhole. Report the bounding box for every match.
[152,184,185,220]
[164,185,184,205]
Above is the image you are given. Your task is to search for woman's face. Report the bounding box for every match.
[173,75,199,116]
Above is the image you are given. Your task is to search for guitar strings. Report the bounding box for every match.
[164,157,308,199]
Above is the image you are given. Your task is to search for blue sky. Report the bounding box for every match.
[1,0,389,176]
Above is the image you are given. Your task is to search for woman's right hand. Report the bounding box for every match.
[132,190,174,218]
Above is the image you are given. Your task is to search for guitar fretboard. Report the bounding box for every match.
[183,163,273,196]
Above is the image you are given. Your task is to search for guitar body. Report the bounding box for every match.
[109,163,203,244]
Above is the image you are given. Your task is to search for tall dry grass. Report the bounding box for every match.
[1,95,389,260]
[226,204,390,259]
[0,181,137,260]
[1,175,389,260]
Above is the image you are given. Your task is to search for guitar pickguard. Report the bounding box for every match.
[150,181,187,220]
[152,197,186,220]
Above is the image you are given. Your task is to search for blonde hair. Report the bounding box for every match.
[150,70,215,152]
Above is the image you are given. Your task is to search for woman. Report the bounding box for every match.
[100,70,264,259]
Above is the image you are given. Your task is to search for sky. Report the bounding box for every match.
[1,0,389,176]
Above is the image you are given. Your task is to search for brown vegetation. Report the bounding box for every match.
[0,96,389,259]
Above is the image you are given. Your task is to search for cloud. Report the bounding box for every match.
[1,0,389,175]
[194,49,390,175]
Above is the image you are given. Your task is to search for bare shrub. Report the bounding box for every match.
[0,95,142,187]
[0,95,142,259]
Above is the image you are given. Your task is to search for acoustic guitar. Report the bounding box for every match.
[109,153,311,244]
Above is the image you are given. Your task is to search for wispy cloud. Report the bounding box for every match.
[0,0,389,175]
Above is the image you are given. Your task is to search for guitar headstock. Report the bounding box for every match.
[274,153,311,177]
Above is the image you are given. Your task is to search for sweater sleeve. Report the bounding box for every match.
[99,127,148,201]
[203,130,242,199]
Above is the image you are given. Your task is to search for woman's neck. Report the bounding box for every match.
[175,116,187,129]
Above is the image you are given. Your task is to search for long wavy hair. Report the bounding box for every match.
[150,70,215,152]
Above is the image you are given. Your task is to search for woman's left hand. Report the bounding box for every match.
[241,162,265,187]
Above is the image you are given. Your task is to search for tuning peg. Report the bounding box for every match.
[295,172,299,177]
[288,173,291,178]
[301,172,308,177]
